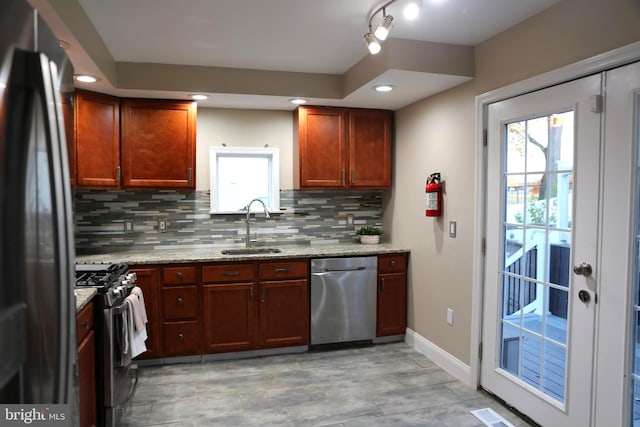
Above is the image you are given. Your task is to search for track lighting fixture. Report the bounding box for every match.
[374,14,393,41]
[364,33,382,55]
[364,0,421,55]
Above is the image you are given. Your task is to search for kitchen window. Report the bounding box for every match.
[209,147,280,214]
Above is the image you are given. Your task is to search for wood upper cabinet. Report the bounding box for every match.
[294,106,392,189]
[76,302,96,427]
[348,109,392,188]
[75,90,121,188]
[376,253,408,337]
[121,99,196,189]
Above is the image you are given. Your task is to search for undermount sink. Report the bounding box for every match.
[221,247,282,255]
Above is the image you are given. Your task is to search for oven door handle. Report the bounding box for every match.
[111,299,130,315]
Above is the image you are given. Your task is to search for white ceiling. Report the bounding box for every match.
[38,0,562,110]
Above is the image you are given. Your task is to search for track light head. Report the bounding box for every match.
[364,33,381,55]
[374,14,393,41]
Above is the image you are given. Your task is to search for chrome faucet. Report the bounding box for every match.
[244,198,270,248]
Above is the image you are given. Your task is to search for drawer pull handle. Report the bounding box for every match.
[223,271,239,276]
[275,268,291,273]
[177,297,183,305]
[176,272,183,280]
[81,320,90,330]
[178,333,184,341]
[249,287,253,300]
[261,287,266,303]
[381,278,385,293]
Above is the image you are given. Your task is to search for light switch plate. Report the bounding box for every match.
[449,221,457,238]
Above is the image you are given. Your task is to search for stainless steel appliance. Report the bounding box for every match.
[75,263,139,427]
[0,0,76,420]
[310,257,377,346]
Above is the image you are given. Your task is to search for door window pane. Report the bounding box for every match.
[500,112,573,404]
[630,94,640,426]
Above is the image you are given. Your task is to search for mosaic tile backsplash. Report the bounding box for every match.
[73,189,383,254]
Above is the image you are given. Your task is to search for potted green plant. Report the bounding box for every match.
[356,225,383,244]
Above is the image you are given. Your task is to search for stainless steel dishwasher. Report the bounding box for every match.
[310,256,377,346]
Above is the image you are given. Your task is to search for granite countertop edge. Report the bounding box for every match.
[75,243,410,265]
[75,288,97,313]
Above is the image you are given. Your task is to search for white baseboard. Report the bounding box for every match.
[404,328,473,387]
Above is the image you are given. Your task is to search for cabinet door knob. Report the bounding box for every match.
[176,272,183,280]
[380,278,385,293]
[249,287,253,301]
[178,333,184,341]
[81,320,90,330]
[390,260,396,267]
[177,297,183,305]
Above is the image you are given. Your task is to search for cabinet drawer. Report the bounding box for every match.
[378,254,407,274]
[162,321,200,356]
[76,302,94,345]
[202,263,254,283]
[162,266,197,284]
[259,260,308,280]
[162,285,198,320]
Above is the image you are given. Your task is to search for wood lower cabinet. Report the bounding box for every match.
[202,262,255,353]
[258,260,309,348]
[160,265,200,357]
[294,106,392,189]
[202,282,256,353]
[121,99,196,189]
[377,253,408,337]
[259,279,309,348]
[130,267,160,359]
[76,302,96,427]
[74,90,121,188]
[201,260,309,353]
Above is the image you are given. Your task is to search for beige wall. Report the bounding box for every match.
[195,108,294,191]
[391,0,640,364]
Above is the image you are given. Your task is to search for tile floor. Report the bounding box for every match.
[120,342,533,426]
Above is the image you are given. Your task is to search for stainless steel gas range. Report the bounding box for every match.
[75,263,139,427]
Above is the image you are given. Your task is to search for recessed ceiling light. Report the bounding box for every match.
[404,0,422,20]
[190,94,208,100]
[373,85,395,92]
[74,74,98,83]
[290,98,307,105]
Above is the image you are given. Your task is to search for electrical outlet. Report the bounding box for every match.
[158,219,167,232]
[447,308,454,326]
[124,220,134,233]
[346,214,354,225]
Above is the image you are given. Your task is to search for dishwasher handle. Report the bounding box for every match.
[313,266,367,273]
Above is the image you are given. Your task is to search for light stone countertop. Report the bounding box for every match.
[75,287,97,312]
[75,243,410,265]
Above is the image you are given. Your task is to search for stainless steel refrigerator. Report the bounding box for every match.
[0,0,77,420]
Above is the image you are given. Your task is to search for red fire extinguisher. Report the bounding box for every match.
[425,173,442,217]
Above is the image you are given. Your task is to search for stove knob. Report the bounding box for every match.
[126,272,137,282]
[121,278,130,287]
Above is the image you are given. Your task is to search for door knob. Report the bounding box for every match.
[573,262,593,277]
[578,290,591,303]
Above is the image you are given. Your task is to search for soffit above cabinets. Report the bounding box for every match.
[31,0,561,110]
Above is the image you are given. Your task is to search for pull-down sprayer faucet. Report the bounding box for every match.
[244,198,270,248]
